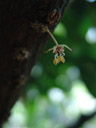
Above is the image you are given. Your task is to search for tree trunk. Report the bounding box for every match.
[0,0,69,126]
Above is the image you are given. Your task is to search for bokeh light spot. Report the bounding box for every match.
[48,88,65,103]
[71,81,96,114]
[54,23,67,37]
[86,0,96,2]
[26,88,39,100]
[86,27,96,44]
[31,64,43,78]
[67,66,80,80]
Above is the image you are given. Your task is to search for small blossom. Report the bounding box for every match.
[44,26,72,65]
[53,45,65,65]
[46,44,71,65]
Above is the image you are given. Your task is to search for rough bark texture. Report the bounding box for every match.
[0,0,69,126]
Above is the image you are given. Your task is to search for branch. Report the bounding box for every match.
[0,0,70,126]
[67,111,96,128]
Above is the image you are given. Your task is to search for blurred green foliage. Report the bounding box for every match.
[3,0,96,128]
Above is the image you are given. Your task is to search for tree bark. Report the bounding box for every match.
[0,0,69,126]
